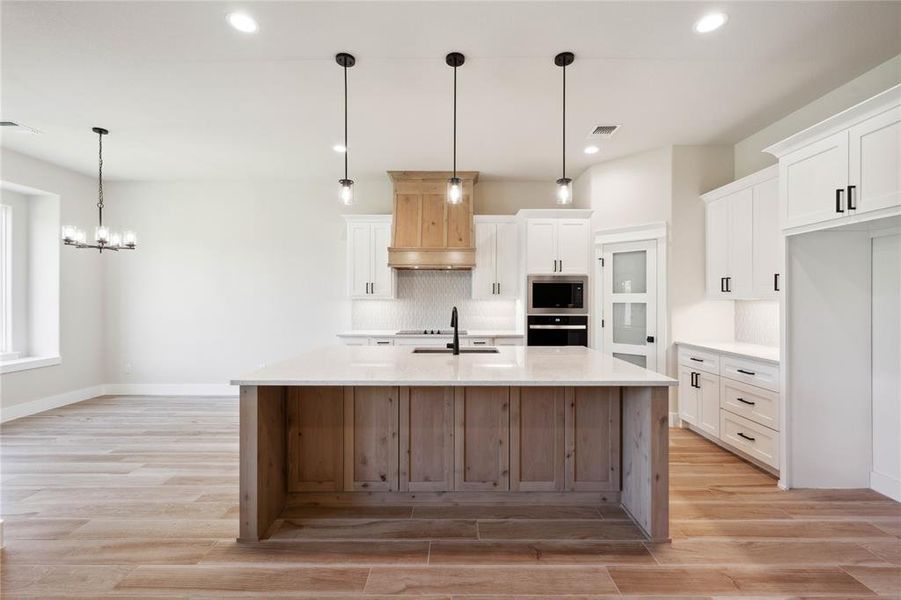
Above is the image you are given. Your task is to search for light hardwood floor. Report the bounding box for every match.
[1,395,898,598]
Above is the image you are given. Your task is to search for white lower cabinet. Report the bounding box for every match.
[720,411,780,470]
[677,365,718,437]
[340,335,525,347]
[678,344,781,471]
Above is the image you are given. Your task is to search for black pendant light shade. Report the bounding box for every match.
[555,51,574,205]
[61,127,137,252]
[446,52,465,205]
[337,52,355,205]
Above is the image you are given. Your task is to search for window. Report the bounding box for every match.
[0,182,61,373]
[0,204,11,358]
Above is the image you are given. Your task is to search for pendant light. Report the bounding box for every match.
[61,127,136,252]
[336,52,355,205]
[446,52,465,205]
[554,52,574,205]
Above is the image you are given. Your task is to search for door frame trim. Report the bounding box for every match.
[593,222,668,378]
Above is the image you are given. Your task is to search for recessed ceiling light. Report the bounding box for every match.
[333,144,347,153]
[227,12,258,33]
[694,12,727,34]
[583,145,599,155]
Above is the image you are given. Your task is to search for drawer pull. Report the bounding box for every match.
[737,432,756,442]
[473,341,487,345]
[689,357,704,363]
[737,368,756,376]
[736,397,756,406]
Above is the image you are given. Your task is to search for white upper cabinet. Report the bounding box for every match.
[703,166,781,300]
[472,217,518,299]
[525,215,590,275]
[526,219,557,274]
[345,216,395,300]
[705,197,731,299]
[766,85,901,235]
[751,177,783,298]
[556,219,590,274]
[780,131,849,230]
[849,105,901,217]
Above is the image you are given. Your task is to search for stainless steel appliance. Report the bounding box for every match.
[527,314,588,346]
[527,275,587,315]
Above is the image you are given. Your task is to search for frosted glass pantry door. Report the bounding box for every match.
[602,240,657,371]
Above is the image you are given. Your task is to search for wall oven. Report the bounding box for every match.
[527,315,588,346]
[527,275,587,315]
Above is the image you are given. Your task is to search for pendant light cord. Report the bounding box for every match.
[97,130,104,227]
[453,64,457,179]
[562,62,566,180]
[343,62,348,181]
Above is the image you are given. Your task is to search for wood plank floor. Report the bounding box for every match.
[1,395,899,598]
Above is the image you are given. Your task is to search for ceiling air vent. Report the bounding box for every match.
[589,125,620,139]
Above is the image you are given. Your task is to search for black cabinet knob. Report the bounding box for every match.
[646,336,655,343]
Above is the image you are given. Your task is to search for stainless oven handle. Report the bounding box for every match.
[528,325,587,330]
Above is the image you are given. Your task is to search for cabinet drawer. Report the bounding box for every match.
[678,347,720,375]
[720,355,779,392]
[720,410,780,470]
[720,378,779,431]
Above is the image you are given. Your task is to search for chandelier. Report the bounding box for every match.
[62,127,136,252]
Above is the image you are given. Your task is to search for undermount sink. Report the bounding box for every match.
[412,347,500,354]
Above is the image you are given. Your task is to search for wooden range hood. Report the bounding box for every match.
[387,170,479,269]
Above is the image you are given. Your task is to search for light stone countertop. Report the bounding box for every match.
[232,345,677,387]
[336,330,525,338]
[676,340,780,364]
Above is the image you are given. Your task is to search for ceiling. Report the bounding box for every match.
[2,1,900,182]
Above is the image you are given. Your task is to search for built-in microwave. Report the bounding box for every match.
[527,275,588,315]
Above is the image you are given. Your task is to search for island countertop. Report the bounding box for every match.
[231,345,677,387]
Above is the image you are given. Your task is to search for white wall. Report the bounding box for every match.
[576,147,673,233]
[1,189,30,354]
[103,178,552,386]
[0,149,105,412]
[734,53,901,178]
[579,145,735,414]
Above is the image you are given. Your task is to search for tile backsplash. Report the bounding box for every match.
[735,300,780,347]
[352,270,519,331]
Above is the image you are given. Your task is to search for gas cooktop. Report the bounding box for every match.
[396,329,468,335]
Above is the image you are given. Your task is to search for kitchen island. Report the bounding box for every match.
[231,345,677,542]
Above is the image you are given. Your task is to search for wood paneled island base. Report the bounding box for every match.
[238,383,670,543]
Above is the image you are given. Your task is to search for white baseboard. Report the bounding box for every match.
[871,470,901,502]
[1,384,106,423]
[104,383,237,397]
[1,383,238,423]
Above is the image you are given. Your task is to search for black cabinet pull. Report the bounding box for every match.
[691,372,700,388]
[690,357,703,363]
[497,283,500,295]
[737,368,756,376]
[847,185,856,210]
[774,273,780,292]
[646,335,655,343]
[720,277,726,293]
[492,283,496,294]
[725,277,732,293]
[365,282,370,294]
[736,397,756,406]
[559,260,563,272]
[836,188,845,213]
[737,432,756,442]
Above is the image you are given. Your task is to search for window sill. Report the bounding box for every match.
[0,355,61,374]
